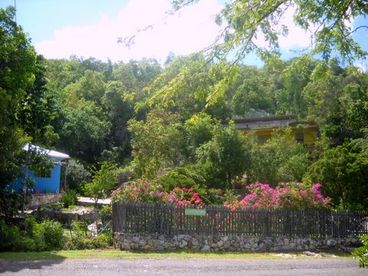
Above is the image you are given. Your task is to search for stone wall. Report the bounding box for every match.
[114,232,361,252]
[26,194,62,209]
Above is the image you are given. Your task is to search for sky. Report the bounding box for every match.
[0,0,367,67]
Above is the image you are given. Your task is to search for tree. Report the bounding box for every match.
[16,55,58,145]
[173,0,368,62]
[247,129,310,186]
[196,124,250,189]
[146,55,233,120]
[183,113,217,161]
[85,162,118,205]
[307,140,368,210]
[57,99,110,164]
[128,110,185,179]
[0,7,37,185]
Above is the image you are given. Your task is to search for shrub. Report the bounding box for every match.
[99,204,112,216]
[247,129,310,186]
[112,178,205,207]
[153,166,205,192]
[225,182,330,210]
[0,216,64,252]
[111,179,165,203]
[65,221,112,250]
[64,159,91,192]
[0,219,23,251]
[353,235,368,268]
[85,162,118,204]
[61,189,78,208]
[166,187,204,207]
[91,233,113,248]
[33,220,64,251]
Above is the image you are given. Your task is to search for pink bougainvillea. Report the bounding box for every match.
[112,179,329,210]
[112,180,204,207]
[225,182,330,210]
[166,187,204,207]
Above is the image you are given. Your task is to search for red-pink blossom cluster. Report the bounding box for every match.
[112,180,203,207]
[225,182,330,210]
[166,187,203,207]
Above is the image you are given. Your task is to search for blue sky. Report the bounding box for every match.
[1,0,367,68]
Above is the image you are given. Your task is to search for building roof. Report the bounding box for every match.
[23,144,70,160]
[233,115,317,130]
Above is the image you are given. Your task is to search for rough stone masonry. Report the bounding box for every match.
[114,232,360,252]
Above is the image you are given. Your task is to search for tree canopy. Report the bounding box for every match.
[173,0,368,62]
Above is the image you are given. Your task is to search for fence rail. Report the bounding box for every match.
[112,202,368,238]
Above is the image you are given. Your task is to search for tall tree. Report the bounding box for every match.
[0,7,37,185]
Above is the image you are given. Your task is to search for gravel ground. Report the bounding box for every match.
[0,257,366,276]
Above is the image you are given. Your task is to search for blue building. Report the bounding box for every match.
[10,144,70,194]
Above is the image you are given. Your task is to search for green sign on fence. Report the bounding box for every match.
[185,208,206,216]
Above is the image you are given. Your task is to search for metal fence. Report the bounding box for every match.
[112,202,368,238]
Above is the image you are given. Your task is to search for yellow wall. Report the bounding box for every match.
[240,126,318,145]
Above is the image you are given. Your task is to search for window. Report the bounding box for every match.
[295,131,304,144]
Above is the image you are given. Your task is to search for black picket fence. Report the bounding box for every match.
[112,202,368,238]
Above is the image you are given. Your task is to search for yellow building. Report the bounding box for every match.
[234,115,318,145]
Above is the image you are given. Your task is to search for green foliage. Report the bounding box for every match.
[33,219,65,251]
[175,0,368,62]
[352,235,368,268]
[84,162,118,203]
[99,204,112,216]
[196,124,251,189]
[58,99,110,163]
[0,219,23,251]
[247,129,310,186]
[153,166,205,192]
[65,221,112,250]
[0,7,36,185]
[183,113,217,159]
[61,189,78,208]
[0,217,64,252]
[129,110,184,178]
[306,140,368,210]
[64,159,91,192]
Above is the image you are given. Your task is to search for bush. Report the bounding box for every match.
[153,166,205,192]
[0,216,64,252]
[33,219,64,251]
[61,189,78,208]
[247,129,310,186]
[112,178,205,207]
[64,159,91,192]
[111,179,164,203]
[0,219,23,251]
[353,235,368,268]
[85,162,118,204]
[65,221,112,250]
[91,233,113,248]
[99,204,112,216]
[225,182,330,210]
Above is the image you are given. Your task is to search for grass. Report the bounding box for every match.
[0,249,352,261]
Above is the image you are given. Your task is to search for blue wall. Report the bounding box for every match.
[10,163,62,193]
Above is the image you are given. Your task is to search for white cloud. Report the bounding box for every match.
[35,0,222,63]
[253,5,315,51]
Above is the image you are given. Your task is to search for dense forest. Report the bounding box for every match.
[1,4,368,216]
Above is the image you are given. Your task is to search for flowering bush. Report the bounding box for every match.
[111,179,204,207]
[225,182,330,210]
[111,179,165,203]
[166,187,204,207]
